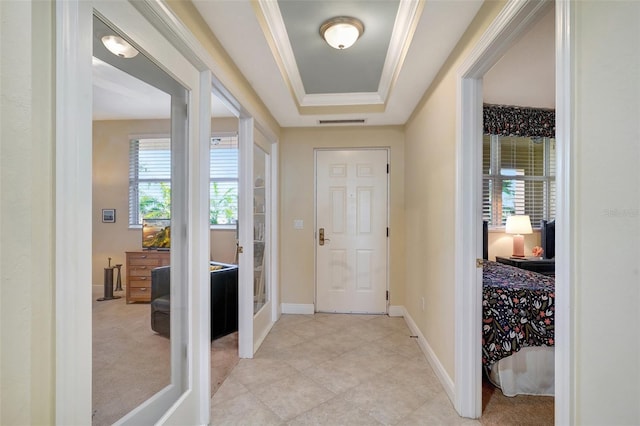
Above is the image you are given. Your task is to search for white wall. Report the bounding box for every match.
[484,6,555,108]
[572,2,640,423]
[0,1,55,423]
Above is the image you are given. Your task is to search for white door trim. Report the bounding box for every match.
[553,1,575,423]
[454,0,573,421]
[55,2,93,423]
[56,1,208,424]
[237,117,255,359]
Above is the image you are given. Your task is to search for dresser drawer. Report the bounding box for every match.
[128,257,162,266]
[125,250,170,303]
[128,277,151,287]
[128,286,151,300]
[128,266,153,276]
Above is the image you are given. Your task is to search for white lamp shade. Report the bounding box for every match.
[505,215,533,235]
[320,17,364,50]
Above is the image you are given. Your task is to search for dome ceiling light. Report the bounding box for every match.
[319,16,365,50]
[101,35,139,59]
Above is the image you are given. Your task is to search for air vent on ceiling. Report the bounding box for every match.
[318,119,366,125]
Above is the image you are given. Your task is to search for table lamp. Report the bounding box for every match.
[506,215,532,258]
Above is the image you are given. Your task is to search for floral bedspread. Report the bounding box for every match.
[482,260,555,368]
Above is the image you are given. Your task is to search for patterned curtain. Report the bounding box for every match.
[483,104,555,138]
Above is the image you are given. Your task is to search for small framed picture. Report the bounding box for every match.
[102,209,116,223]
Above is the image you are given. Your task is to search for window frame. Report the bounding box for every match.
[208,133,239,229]
[483,134,556,230]
[128,134,239,229]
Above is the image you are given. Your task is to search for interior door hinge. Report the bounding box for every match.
[387,164,390,174]
[386,227,389,237]
[386,290,389,301]
[476,258,484,268]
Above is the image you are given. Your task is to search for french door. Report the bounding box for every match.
[57,1,209,424]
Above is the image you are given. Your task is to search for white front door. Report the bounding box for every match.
[315,149,388,314]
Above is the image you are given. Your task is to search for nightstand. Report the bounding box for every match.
[495,256,555,276]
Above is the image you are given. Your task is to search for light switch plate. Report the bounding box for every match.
[293,219,303,229]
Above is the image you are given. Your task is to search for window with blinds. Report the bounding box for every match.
[129,135,239,226]
[482,135,556,228]
[129,138,171,226]
[209,136,238,225]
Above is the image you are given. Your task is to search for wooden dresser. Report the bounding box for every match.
[125,251,170,303]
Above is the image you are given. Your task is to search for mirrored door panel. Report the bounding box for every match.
[92,13,188,425]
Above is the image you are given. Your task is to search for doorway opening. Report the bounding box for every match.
[454,0,571,423]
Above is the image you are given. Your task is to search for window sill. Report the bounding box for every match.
[210,224,236,231]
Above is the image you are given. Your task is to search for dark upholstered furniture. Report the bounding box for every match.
[150,262,238,340]
[540,219,555,259]
[483,220,489,260]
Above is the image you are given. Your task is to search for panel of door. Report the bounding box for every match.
[316,149,388,313]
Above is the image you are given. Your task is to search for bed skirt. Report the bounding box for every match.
[488,346,555,397]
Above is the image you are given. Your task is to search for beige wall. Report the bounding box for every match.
[572,2,640,423]
[403,0,507,380]
[0,0,55,423]
[279,126,405,306]
[166,0,280,140]
[483,6,555,108]
[92,118,239,285]
[487,231,541,261]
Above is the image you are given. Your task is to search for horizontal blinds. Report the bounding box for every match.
[210,135,238,225]
[500,136,544,177]
[129,135,239,226]
[129,138,172,225]
[482,135,556,228]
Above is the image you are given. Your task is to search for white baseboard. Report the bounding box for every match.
[388,305,404,317]
[402,308,456,404]
[281,303,314,315]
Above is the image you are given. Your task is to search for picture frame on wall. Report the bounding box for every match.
[102,209,116,223]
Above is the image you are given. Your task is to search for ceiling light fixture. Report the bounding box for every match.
[101,35,139,59]
[319,16,364,50]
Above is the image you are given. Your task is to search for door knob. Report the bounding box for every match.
[319,228,330,246]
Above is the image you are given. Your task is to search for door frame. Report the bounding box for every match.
[313,148,390,314]
[56,0,279,423]
[57,1,208,423]
[454,0,573,423]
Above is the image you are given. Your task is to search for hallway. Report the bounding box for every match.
[211,313,477,425]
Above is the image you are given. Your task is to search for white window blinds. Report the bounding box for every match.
[483,135,556,228]
[129,135,239,226]
[209,136,238,225]
[129,138,171,225]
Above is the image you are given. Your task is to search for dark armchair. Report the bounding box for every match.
[150,262,238,340]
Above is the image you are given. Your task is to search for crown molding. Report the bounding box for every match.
[378,0,424,100]
[257,0,421,108]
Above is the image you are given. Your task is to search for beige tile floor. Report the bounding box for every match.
[211,313,479,425]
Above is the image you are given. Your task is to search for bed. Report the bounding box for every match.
[482,220,555,397]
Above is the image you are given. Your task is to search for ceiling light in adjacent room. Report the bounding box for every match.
[320,17,364,50]
[101,35,139,59]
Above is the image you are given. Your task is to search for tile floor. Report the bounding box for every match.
[211,313,479,425]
